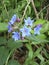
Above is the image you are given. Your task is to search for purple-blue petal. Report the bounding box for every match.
[24,17,34,26]
[12,32,20,41]
[9,14,17,25]
[8,25,12,33]
[20,26,31,37]
[34,24,42,35]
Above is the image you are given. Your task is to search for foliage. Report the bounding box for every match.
[0,0,49,65]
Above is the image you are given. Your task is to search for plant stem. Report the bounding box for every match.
[34,4,49,20]
[2,0,9,19]
[31,0,39,19]
[21,0,30,21]
[38,4,49,16]
[5,48,16,65]
[18,0,30,26]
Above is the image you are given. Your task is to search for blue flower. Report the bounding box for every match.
[12,32,20,41]
[8,25,12,33]
[9,14,17,25]
[34,24,42,35]
[20,26,31,37]
[24,17,34,26]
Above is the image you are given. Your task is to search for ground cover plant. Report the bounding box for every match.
[0,0,49,65]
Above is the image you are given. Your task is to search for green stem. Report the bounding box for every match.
[18,0,30,27]
[2,0,9,19]
[5,48,16,65]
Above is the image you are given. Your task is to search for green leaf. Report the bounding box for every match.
[24,44,33,65]
[28,6,31,15]
[7,39,23,49]
[0,23,8,32]
[4,0,10,4]
[41,60,49,65]
[43,49,49,59]
[32,61,39,65]
[0,37,7,45]
[35,0,40,7]
[31,30,34,34]
[33,47,42,58]
[36,34,46,39]
[48,31,49,35]
[26,44,33,60]
[44,60,49,65]
[0,47,9,65]
[41,22,49,33]
[8,59,20,65]
[34,19,46,25]
[26,35,49,44]
[32,35,49,44]
[37,54,44,62]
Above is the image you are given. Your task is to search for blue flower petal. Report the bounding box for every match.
[34,24,42,35]
[8,25,12,33]
[9,14,17,25]
[24,17,34,26]
[20,26,31,37]
[12,32,20,41]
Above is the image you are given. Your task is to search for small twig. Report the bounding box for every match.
[34,4,49,20]
[21,0,30,21]
[31,0,39,19]
[14,0,31,29]
[38,4,49,16]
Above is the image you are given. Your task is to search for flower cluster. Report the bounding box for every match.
[8,14,21,41]
[8,15,42,41]
[20,17,33,37]
[8,14,20,33]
